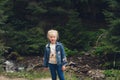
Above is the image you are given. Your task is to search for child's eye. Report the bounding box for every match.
[50,36,55,38]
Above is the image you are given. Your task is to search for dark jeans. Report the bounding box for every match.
[48,63,65,80]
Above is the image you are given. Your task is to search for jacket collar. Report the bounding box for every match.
[46,42,61,48]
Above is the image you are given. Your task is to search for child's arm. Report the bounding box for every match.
[43,47,48,68]
[60,43,68,66]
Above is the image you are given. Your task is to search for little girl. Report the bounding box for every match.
[43,29,67,80]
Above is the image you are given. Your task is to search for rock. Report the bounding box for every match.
[84,52,91,56]
[80,64,91,74]
[68,61,77,67]
[4,60,16,72]
[87,69,105,80]
[17,67,25,71]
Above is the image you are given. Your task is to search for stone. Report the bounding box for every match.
[87,69,105,80]
[4,60,16,72]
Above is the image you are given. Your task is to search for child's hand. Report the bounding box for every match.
[62,66,66,71]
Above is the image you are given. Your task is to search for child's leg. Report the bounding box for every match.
[57,65,65,80]
[49,64,57,80]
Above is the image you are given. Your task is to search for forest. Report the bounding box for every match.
[0,0,120,79]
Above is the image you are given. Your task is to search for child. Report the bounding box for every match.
[43,29,67,80]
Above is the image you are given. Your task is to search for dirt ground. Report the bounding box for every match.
[0,76,27,80]
[0,76,51,80]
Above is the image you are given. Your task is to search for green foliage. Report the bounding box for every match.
[2,0,110,56]
[0,40,5,56]
[105,0,120,68]
[104,69,115,77]
[2,71,50,80]
[0,29,6,56]
[64,47,78,57]
[56,10,100,51]
[108,20,120,52]
[1,69,78,80]
[0,0,8,25]
[27,2,47,14]
[4,27,46,55]
[104,69,120,80]
[104,0,120,52]
[106,0,119,10]
[99,0,120,68]
[93,45,113,56]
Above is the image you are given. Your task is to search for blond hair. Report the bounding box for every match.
[47,29,59,39]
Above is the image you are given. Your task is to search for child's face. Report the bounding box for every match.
[48,32,57,44]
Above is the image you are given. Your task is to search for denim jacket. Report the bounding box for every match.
[43,42,67,67]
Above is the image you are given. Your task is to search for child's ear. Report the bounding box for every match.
[57,37,59,40]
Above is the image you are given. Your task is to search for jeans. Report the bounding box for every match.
[49,63,65,80]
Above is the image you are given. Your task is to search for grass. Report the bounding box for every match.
[104,69,120,80]
[0,68,120,80]
[0,69,78,80]
[65,71,79,80]
[1,70,51,80]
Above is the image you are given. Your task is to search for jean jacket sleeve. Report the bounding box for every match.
[43,47,48,68]
[60,44,67,66]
